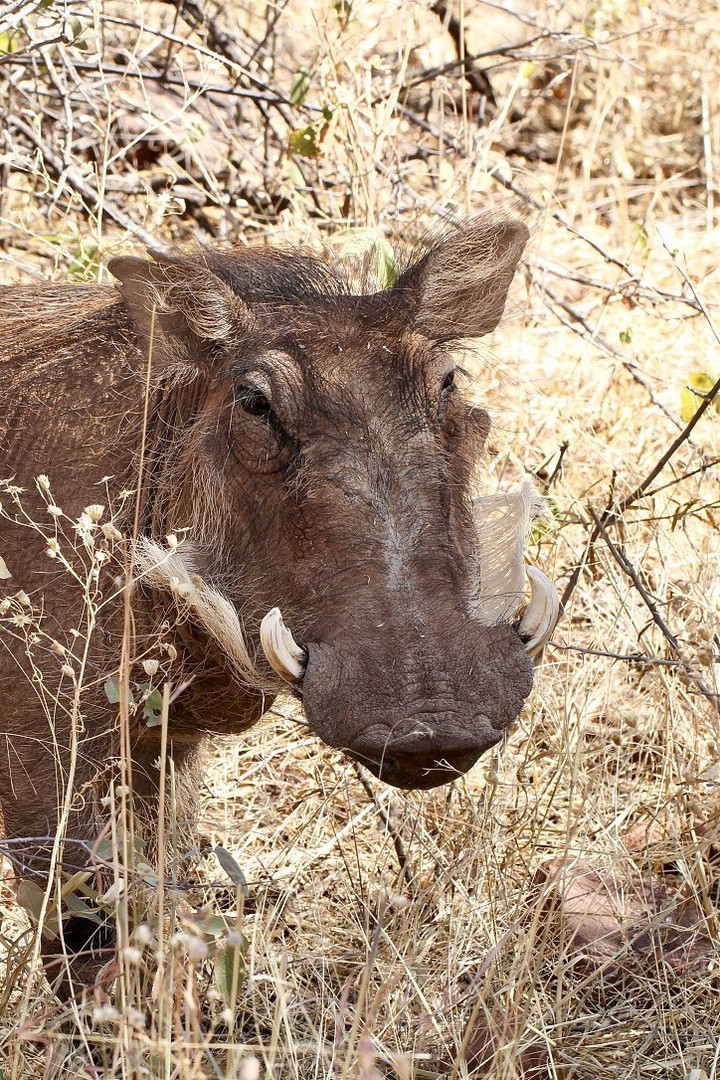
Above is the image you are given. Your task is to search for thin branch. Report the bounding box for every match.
[589,509,719,711]
[534,279,684,430]
[351,763,412,885]
[4,114,157,248]
[552,642,688,667]
[536,258,705,313]
[4,54,292,103]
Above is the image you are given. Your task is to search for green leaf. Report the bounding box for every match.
[291,68,311,106]
[68,238,100,280]
[214,939,247,1005]
[0,29,26,55]
[619,326,632,344]
[142,687,164,726]
[680,371,719,422]
[634,221,649,253]
[329,228,398,288]
[64,893,103,924]
[104,677,135,706]
[202,914,237,938]
[16,879,47,922]
[214,846,249,895]
[17,879,59,939]
[104,677,120,704]
[288,126,321,158]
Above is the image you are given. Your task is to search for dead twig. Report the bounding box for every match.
[351,763,411,886]
[534,279,684,430]
[589,509,719,711]
[4,114,158,248]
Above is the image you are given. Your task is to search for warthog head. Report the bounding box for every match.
[112,214,557,790]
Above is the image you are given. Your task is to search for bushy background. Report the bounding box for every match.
[0,1,719,1077]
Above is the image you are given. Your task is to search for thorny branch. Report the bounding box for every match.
[352,763,412,886]
[5,114,158,248]
[534,279,684,430]
[588,510,719,710]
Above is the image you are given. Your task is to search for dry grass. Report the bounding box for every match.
[1,0,719,1076]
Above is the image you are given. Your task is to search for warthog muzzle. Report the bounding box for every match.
[260,573,557,790]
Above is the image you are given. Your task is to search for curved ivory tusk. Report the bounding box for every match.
[260,607,307,682]
[519,566,559,656]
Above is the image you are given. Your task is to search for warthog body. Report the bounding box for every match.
[0,215,555,985]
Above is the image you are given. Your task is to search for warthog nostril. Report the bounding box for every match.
[347,720,499,789]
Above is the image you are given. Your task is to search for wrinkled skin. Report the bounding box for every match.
[0,215,534,989]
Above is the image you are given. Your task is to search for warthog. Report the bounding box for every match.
[0,214,557,987]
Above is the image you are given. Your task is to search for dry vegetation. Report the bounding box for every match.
[1,0,720,1076]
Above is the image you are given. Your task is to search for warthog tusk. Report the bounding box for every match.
[260,607,307,682]
[519,566,559,656]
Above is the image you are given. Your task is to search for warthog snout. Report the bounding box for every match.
[345,720,495,789]
[295,622,534,790]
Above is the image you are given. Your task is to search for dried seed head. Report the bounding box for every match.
[60,663,75,679]
[697,645,715,667]
[17,590,31,608]
[36,475,51,492]
[142,658,160,677]
[134,923,152,946]
[92,1004,120,1024]
[46,538,60,558]
[170,577,195,598]
[176,932,208,962]
[127,1007,145,1029]
[236,1056,261,1080]
[166,533,178,550]
[50,639,66,657]
[46,505,63,517]
[102,522,124,542]
[84,504,105,523]
[0,599,10,616]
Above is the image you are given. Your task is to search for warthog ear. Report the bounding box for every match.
[108,252,254,368]
[398,214,529,339]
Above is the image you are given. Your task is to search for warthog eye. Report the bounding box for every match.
[235,385,274,420]
[438,369,456,419]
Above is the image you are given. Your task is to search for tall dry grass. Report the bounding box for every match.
[1,0,719,1077]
